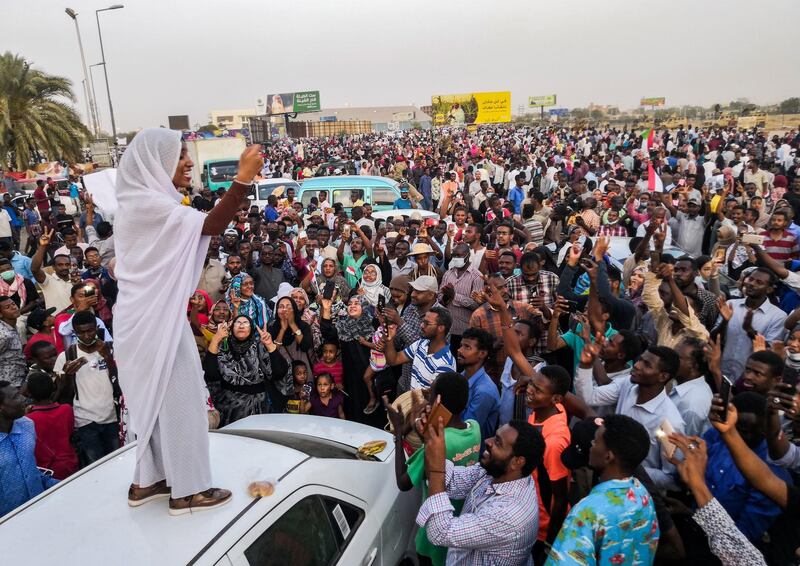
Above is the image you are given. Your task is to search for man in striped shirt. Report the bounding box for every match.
[385,306,456,390]
[760,210,799,261]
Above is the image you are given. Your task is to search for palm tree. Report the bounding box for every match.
[0,52,90,170]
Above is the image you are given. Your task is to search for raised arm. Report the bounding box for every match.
[30,227,53,284]
[202,146,263,236]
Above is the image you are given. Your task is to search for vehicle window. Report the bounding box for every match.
[208,162,239,182]
[371,188,397,207]
[332,189,355,207]
[243,496,363,566]
[302,190,327,209]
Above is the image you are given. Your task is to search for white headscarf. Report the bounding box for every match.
[112,128,210,455]
[359,263,388,307]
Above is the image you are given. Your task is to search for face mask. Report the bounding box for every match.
[786,350,800,363]
[450,257,466,269]
[1,271,15,282]
[77,335,98,347]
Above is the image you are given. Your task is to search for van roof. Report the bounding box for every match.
[0,416,394,566]
[300,175,398,189]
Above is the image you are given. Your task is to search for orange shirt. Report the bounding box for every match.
[528,403,571,541]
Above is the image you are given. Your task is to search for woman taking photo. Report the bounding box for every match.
[303,257,350,312]
[204,315,289,425]
[291,287,322,361]
[357,264,391,308]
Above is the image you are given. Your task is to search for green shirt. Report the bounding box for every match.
[406,420,481,565]
[342,253,367,290]
[561,322,617,376]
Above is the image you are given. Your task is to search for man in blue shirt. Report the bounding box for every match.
[507,174,526,216]
[394,186,415,210]
[418,169,433,211]
[0,381,58,516]
[458,327,500,442]
[263,194,280,222]
[703,391,791,542]
[0,241,33,281]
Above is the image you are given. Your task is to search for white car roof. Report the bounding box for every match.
[370,209,440,221]
[1,416,394,566]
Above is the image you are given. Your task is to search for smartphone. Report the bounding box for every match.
[322,280,335,301]
[656,420,677,460]
[342,224,351,239]
[741,233,765,246]
[423,399,453,434]
[649,251,661,265]
[425,217,436,228]
[565,299,579,313]
[83,285,96,297]
[713,247,726,263]
[377,294,385,315]
[719,375,733,423]
[783,365,800,388]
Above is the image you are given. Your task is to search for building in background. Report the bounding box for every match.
[299,106,431,132]
[209,108,258,130]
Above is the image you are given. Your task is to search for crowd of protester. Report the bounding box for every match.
[2,122,800,565]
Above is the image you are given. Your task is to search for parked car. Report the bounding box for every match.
[314,160,357,177]
[298,176,402,214]
[0,415,419,566]
[247,178,302,211]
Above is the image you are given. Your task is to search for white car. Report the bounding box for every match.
[247,178,301,211]
[0,415,419,566]
[370,209,440,222]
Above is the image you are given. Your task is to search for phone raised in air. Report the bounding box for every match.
[377,294,385,315]
[322,281,335,301]
[423,399,453,434]
[719,376,733,423]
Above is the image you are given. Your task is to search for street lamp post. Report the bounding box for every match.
[65,8,99,137]
[96,4,124,145]
[89,63,105,133]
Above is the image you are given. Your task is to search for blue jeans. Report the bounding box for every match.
[76,421,119,465]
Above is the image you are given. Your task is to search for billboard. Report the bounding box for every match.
[431,92,511,126]
[528,95,557,108]
[548,108,569,116]
[168,115,190,130]
[640,97,666,107]
[266,91,321,115]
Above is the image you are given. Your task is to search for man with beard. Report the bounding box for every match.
[416,416,544,565]
[31,229,73,313]
[546,415,659,565]
[671,257,719,328]
[220,228,239,260]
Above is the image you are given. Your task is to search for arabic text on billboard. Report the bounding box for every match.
[266,91,321,115]
[528,95,557,108]
[640,97,666,107]
[431,92,511,126]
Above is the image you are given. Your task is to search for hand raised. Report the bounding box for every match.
[237,145,264,184]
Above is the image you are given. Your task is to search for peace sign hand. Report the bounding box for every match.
[39,227,54,247]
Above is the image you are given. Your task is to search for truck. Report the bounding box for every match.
[184,137,247,192]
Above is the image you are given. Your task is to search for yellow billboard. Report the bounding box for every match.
[640,97,666,107]
[431,92,511,126]
[528,95,557,107]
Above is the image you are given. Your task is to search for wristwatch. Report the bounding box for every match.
[294,329,302,337]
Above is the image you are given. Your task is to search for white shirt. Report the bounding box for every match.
[38,271,73,312]
[54,349,116,427]
[575,366,685,489]
[635,221,673,249]
[0,209,11,238]
[669,378,713,437]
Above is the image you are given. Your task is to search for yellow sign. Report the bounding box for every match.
[528,95,557,107]
[431,92,511,126]
[640,97,666,107]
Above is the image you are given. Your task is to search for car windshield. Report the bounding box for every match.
[208,162,239,182]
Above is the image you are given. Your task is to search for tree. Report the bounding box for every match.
[780,97,800,115]
[590,109,604,121]
[0,52,90,170]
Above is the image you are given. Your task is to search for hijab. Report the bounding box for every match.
[218,315,271,387]
[0,269,26,304]
[359,264,389,307]
[334,295,375,342]
[188,289,212,325]
[226,273,268,329]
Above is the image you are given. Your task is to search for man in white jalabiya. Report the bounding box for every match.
[113,128,263,515]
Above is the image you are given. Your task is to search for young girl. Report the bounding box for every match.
[362,311,387,415]
[313,341,344,390]
[309,373,345,419]
[286,361,312,414]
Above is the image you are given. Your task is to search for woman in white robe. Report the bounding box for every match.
[113,128,262,515]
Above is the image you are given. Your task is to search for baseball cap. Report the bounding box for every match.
[223,228,239,236]
[687,197,701,205]
[561,417,603,470]
[27,307,56,331]
[408,275,438,294]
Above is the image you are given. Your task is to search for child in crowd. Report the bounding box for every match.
[286,361,312,414]
[308,373,345,419]
[313,341,344,390]
[24,370,79,480]
[362,311,387,415]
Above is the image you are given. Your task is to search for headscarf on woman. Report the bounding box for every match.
[226,273,268,330]
[187,289,212,326]
[358,264,391,308]
[292,286,321,360]
[334,295,375,342]
[389,275,411,314]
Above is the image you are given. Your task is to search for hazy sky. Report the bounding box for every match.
[4,0,800,132]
